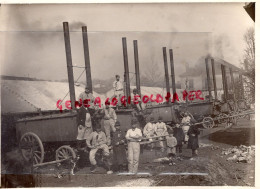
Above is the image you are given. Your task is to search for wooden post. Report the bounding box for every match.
[82,26,93,93]
[122,38,130,105]
[163,47,171,100]
[133,40,141,95]
[169,49,176,95]
[205,58,212,101]
[211,58,218,100]
[239,73,244,99]
[63,22,76,110]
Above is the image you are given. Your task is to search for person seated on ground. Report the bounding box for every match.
[187,124,200,158]
[154,116,168,152]
[86,126,113,174]
[103,101,117,146]
[111,121,127,172]
[143,117,156,151]
[173,123,185,157]
[166,130,177,165]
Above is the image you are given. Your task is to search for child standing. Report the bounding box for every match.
[166,130,177,165]
[173,123,185,156]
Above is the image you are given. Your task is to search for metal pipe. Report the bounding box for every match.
[169,49,176,95]
[122,38,130,104]
[82,26,93,93]
[163,47,170,99]
[211,58,218,100]
[229,68,237,110]
[63,22,76,110]
[205,58,212,101]
[239,74,244,99]
[221,64,228,102]
[133,40,141,95]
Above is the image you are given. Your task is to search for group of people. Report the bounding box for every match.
[76,78,200,174]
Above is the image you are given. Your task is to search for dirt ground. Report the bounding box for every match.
[2,118,255,187]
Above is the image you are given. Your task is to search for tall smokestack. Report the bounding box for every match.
[133,40,141,95]
[63,22,76,110]
[163,47,170,99]
[205,58,212,101]
[221,64,228,102]
[211,58,218,100]
[82,26,93,93]
[122,37,130,104]
[169,49,176,95]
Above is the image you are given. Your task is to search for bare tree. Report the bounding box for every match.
[242,27,255,103]
[142,61,164,87]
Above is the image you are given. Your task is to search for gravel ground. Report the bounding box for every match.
[2,119,255,187]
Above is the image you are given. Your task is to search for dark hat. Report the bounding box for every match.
[158,116,163,120]
[131,118,138,125]
[150,117,155,122]
[115,121,121,126]
[133,88,137,92]
[115,75,120,77]
[85,86,89,89]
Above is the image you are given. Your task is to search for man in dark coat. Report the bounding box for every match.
[187,125,200,157]
[111,121,127,172]
[173,123,185,156]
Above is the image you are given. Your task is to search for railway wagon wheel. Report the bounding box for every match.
[56,145,76,161]
[202,117,214,129]
[218,113,229,124]
[20,132,44,165]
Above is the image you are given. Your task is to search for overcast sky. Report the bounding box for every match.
[0,3,254,82]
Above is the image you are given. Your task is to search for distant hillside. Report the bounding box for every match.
[1,75,46,81]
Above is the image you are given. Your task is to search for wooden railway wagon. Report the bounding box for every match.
[16,112,78,165]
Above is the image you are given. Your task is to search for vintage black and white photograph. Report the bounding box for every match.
[0,2,255,187]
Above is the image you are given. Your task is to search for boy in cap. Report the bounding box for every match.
[125,118,142,174]
[173,123,185,156]
[166,129,177,165]
[155,116,168,152]
[86,126,113,174]
[111,121,127,172]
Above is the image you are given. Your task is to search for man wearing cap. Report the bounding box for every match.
[155,116,168,152]
[143,117,156,150]
[125,119,142,174]
[103,101,117,146]
[86,126,113,174]
[113,75,124,100]
[111,121,127,172]
[78,87,95,108]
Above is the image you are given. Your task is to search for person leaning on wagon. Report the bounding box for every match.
[143,117,156,150]
[125,118,142,174]
[78,86,95,112]
[103,101,117,146]
[111,121,127,172]
[86,126,113,174]
[187,124,200,158]
[154,116,168,152]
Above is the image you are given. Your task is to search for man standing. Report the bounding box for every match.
[187,125,200,158]
[125,119,142,174]
[86,126,113,174]
[78,86,95,108]
[113,75,124,101]
[155,116,168,152]
[111,121,127,172]
[103,101,117,146]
